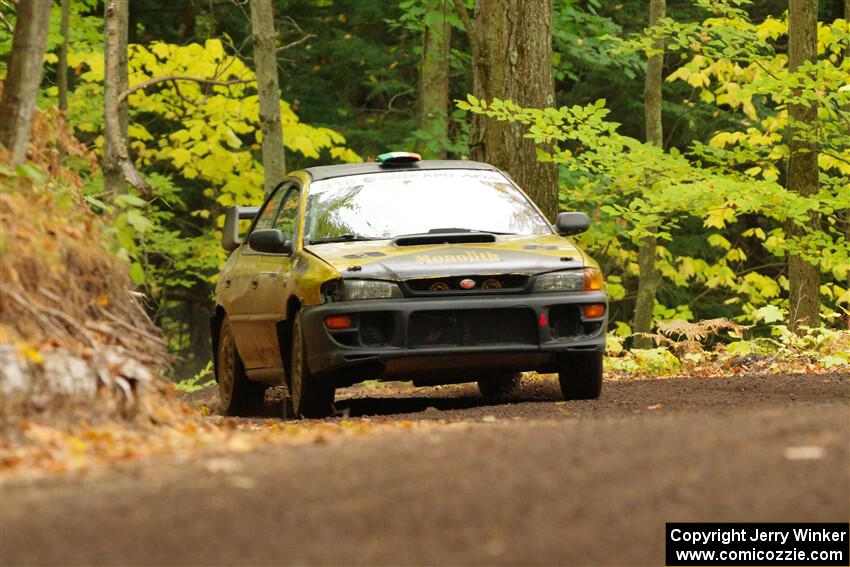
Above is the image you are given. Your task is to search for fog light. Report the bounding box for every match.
[583,304,605,318]
[324,314,353,329]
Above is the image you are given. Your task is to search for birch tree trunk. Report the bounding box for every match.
[0,0,52,167]
[250,0,286,197]
[103,0,145,196]
[417,0,452,159]
[467,0,558,221]
[787,0,820,331]
[633,0,665,348]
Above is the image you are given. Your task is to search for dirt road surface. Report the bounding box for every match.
[2,373,848,566]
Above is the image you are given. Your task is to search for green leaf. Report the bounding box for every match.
[125,210,154,234]
[753,305,784,323]
[129,262,145,285]
[115,194,147,208]
[14,164,47,184]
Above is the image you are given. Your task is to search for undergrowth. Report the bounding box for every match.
[605,318,850,378]
[0,108,175,427]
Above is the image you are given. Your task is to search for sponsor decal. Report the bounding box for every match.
[415,251,502,264]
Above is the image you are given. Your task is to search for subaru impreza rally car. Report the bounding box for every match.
[212,152,607,418]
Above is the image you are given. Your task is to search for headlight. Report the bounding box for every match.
[342,279,403,300]
[534,268,603,292]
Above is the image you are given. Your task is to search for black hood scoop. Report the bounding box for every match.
[392,230,497,247]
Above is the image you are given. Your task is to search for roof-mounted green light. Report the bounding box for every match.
[376,151,422,167]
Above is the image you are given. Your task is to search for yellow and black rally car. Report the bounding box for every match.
[213,152,607,417]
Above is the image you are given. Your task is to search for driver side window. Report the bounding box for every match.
[274,188,300,241]
[254,186,285,231]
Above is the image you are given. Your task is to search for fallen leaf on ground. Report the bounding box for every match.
[784,446,825,460]
[204,457,242,474]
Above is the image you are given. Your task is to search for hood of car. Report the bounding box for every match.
[304,234,588,281]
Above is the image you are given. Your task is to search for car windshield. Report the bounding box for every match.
[303,169,551,243]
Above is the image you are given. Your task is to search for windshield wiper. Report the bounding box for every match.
[469,229,516,235]
[307,234,378,244]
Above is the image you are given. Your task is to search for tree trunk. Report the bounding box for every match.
[633,0,665,349]
[104,0,145,196]
[186,297,212,375]
[58,0,71,114]
[251,0,286,197]
[207,0,217,38]
[844,0,849,245]
[417,0,452,159]
[468,0,558,221]
[0,0,52,166]
[787,0,820,331]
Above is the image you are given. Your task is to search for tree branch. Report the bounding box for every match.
[276,33,315,51]
[169,78,198,106]
[118,75,252,103]
[451,0,473,36]
[0,9,13,34]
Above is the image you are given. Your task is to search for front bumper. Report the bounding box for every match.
[301,291,607,386]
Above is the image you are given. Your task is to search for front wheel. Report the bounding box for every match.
[290,311,335,418]
[217,316,266,416]
[558,352,603,400]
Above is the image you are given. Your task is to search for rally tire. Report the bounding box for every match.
[290,311,335,419]
[558,352,603,400]
[217,316,266,416]
[477,373,522,399]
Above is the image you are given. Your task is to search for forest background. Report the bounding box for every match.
[1,0,848,382]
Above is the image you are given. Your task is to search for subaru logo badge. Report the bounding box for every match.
[459,278,476,289]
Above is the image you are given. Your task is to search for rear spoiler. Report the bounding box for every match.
[222,206,259,251]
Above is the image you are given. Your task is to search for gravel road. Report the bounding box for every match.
[2,372,848,566]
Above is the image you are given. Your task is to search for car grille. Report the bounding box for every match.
[408,308,537,348]
[404,274,529,295]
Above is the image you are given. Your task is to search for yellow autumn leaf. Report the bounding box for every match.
[707,234,732,250]
[666,66,690,83]
[205,38,225,61]
[742,99,758,120]
[168,148,193,168]
[742,227,766,240]
[150,42,171,59]
[756,17,786,40]
[16,343,44,365]
[704,207,735,229]
[66,436,88,455]
[686,71,710,88]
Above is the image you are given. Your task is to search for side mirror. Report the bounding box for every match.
[248,229,293,254]
[555,212,590,236]
[222,206,260,251]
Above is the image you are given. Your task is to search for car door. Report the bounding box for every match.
[248,182,302,373]
[225,185,287,370]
